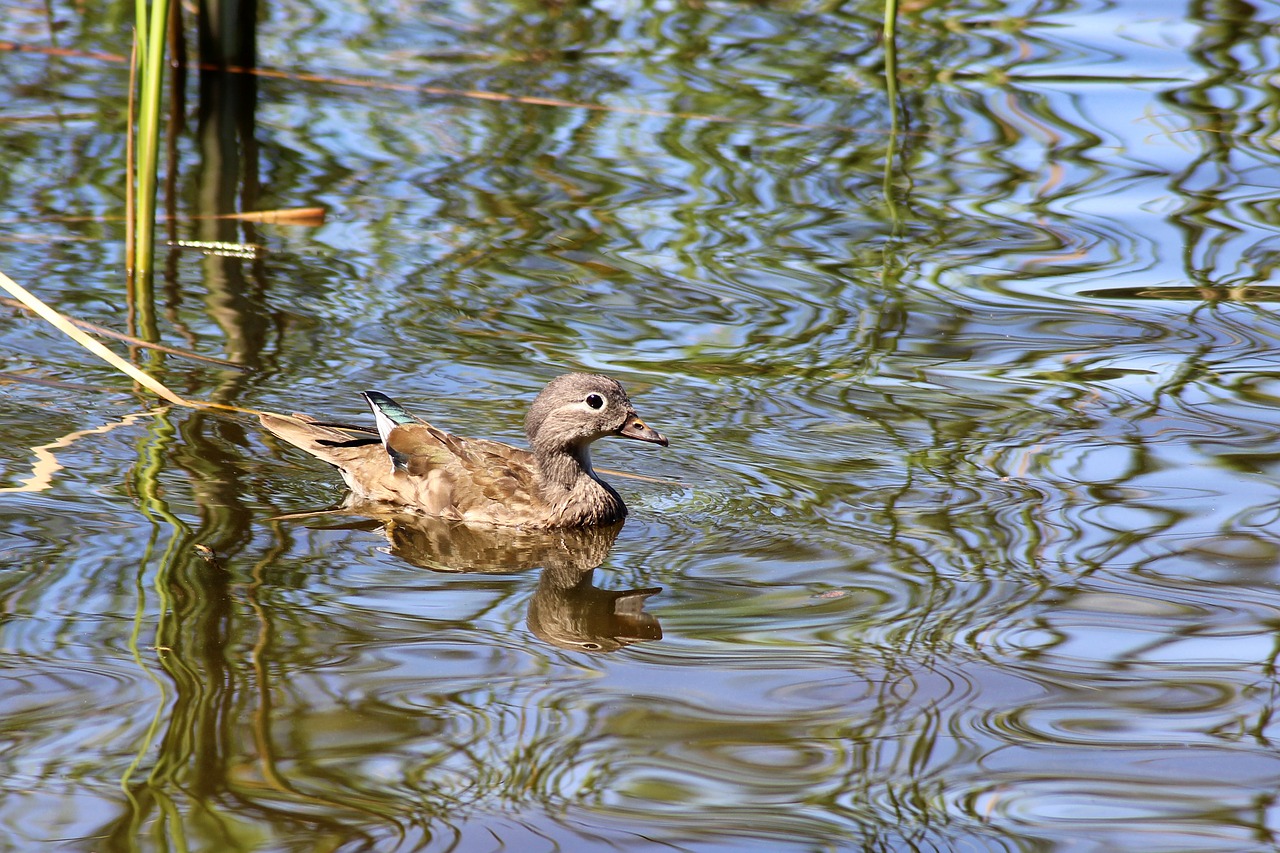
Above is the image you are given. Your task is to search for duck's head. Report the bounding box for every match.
[525,373,668,454]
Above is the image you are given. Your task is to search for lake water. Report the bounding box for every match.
[4,0,1280,849]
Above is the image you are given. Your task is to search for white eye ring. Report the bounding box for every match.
[585,393,605,409]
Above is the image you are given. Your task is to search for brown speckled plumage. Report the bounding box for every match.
[259,373,668,528]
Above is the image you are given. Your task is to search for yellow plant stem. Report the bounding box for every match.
[0,270,261,416]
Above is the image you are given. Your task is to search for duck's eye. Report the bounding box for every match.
[585,394,605,409]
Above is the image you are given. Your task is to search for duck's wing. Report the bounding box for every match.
[377,425,545,523]
[261,394,548,525]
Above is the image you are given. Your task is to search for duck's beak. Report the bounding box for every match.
[617,413,669,447]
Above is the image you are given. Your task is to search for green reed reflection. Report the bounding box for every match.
[117,410,191,851]
[881,0,902,235]
[1163,0,1280,290]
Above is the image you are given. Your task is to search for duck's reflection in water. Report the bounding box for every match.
[379,516,662,653]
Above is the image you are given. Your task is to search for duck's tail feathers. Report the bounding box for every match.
[259,412,380,466]
[362,391,419,443]
[363,390,428,472]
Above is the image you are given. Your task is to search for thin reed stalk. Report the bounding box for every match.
[881,0,902,234]
[129,0,171,281]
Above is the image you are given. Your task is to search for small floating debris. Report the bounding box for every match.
[171,239,261,259]
[193,543,222,568]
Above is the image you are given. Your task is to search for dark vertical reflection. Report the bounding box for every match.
[194,0,268,382]
[165,0,188,249]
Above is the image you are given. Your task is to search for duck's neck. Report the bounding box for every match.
[537,442,598,492]
[534,442,626,523]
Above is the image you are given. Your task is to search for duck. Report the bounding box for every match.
[258,373,668,528]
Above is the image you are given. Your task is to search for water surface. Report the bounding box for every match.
[3,0,1280,849]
